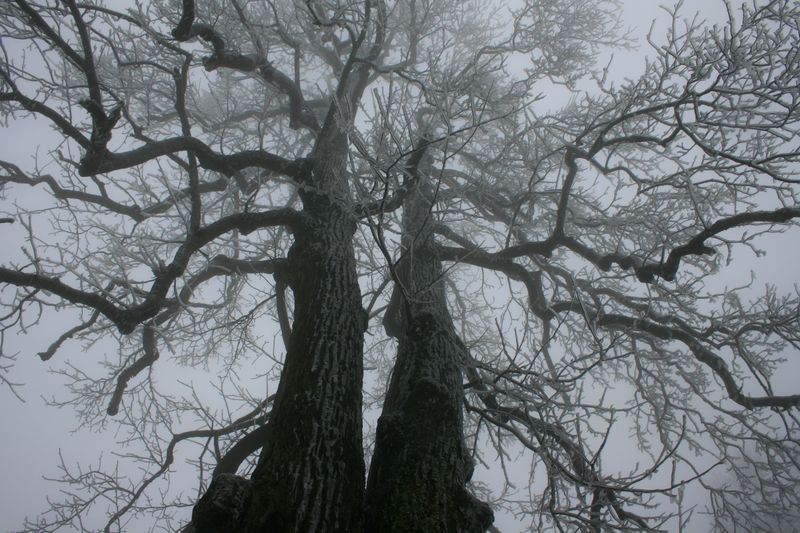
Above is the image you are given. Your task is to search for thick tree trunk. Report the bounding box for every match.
[364,179,494,532]
[191,110,367,532]
[240,203,366,532]
[240,114,366,531]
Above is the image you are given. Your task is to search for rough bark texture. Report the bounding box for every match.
[365,178,494,532]
[192,109,367,533]
[191,474,253,533]
[242,113,366,532]
[241,206,365,532]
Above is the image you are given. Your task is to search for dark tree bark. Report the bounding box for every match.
[365,175,494,532]
[239,204,366,532]
[190,108,367,532]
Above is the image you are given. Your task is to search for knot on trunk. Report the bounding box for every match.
[457,489,495,533]
[191,473,253,533]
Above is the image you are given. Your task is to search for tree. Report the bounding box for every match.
[1,0,799,531]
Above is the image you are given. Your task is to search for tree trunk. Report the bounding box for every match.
[242,111,367,531]
[364,177,494,532]
[241,203,366,532]
[192,111,367,532]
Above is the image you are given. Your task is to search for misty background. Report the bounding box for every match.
[1,1,798,531]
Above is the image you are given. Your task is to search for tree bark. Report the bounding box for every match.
[192,108,367,532]
[241,107,367,531]
[242,207,365,532]
[365,177,494,532]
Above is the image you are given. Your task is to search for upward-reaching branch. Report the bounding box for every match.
[172,0,320,131]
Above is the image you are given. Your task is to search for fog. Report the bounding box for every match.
[1,0,799,531]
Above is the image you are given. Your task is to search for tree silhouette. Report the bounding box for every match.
[1,0,799,531]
